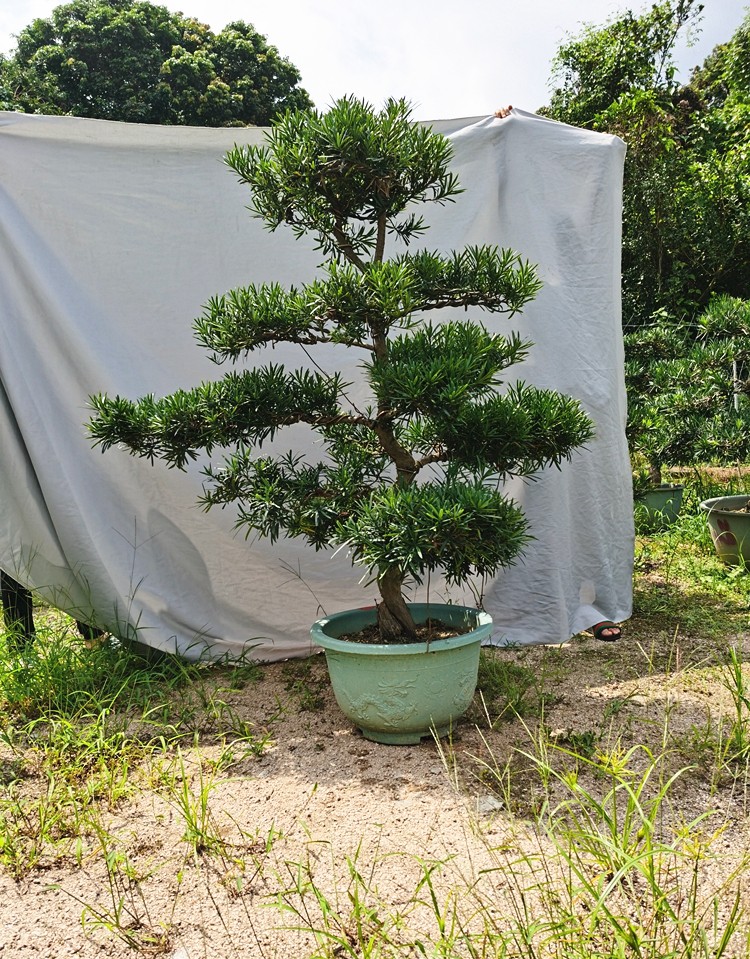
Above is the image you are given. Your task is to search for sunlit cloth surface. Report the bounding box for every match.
[0,109,631,659]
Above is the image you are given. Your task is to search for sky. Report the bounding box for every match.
[0,0,747,119]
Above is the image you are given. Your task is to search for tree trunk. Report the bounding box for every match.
[376,567,418,642]
[648,460,662,485]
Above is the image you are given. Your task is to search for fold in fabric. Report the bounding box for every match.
[0,109,632,659]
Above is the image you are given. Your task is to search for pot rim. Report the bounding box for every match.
[311,602,493,656]
[700,495,750,515]
[634,483,684,499]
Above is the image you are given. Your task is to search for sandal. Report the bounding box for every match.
[592,621,621,643]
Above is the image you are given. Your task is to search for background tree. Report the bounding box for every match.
[542,0,750,330]
[0,0,312,125]
[682,11,750,307]
[543,1,750,482]
[626,296,750,486]
[543,0,700,128]
[690,10,750,108]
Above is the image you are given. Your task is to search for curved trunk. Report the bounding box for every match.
[377,567,418,641]
[648,460,662,485]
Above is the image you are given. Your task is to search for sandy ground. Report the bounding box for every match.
[1,624,750,958]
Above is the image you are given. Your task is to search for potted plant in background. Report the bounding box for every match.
[625,320,687,525]
[626,296,750,549]
[630,465,684,524]
[692,295,750,564]
[88,97,593,743]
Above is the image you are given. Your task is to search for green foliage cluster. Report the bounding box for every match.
[543,0,750,330]
[88,97,593,640]
[626,296,750,478]
[545,0,698,128]
[544,1,750,479]
[0,0,311,126]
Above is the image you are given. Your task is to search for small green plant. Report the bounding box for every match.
[475,651,542,723]
[165,749,229,859]
[632,465,657,500]
[0,782,65,878]
[561,728,599,758]
[272,841,404,958]
[719,645,750,769]
[282,659,328,712]
[56,821,174,954]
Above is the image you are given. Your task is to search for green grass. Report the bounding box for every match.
[3,466,750,955]
[630,469,750,648]
[0,617,276,884]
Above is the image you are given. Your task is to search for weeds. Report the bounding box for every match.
[721,645,750,767]
[161,748,249,861]
[474,653,541,722]
[0,612,272,880]
[681,645,750,791]
[282,658,328,712]
[272,842,396,958]
[262,727,750,958]
[2,468,750,956]
[55,820,175,953]
[0,625,197,722]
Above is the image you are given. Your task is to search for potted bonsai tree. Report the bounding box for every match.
[626,296,750,543]
[625,320,687,525]
[88,97,593,743]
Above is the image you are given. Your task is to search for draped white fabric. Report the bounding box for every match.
[0,108,632,660]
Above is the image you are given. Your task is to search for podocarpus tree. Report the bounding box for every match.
[625,295,750,483]
[88,97,594,642]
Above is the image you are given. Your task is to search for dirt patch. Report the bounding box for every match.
[1,620,750,958]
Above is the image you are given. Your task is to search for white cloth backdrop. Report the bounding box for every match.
[0,108,633,660]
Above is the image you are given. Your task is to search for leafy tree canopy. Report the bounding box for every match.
[691,10,750,107]
[0,0,312,125]
[626,295,750,478]
[542,0,750,328]
[543,0,702,127]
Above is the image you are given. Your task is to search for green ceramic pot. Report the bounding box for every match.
[636,484,683,524]
[700,495,750,565]
[310,603,492,745]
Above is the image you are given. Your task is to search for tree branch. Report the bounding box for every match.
[373,422,418,485]
[374,214,387,263]
[331,219,368,272]
[415,449,450,470]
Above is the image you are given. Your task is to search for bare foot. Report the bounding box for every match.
[494,105,513,119]
[591,621,622,642]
